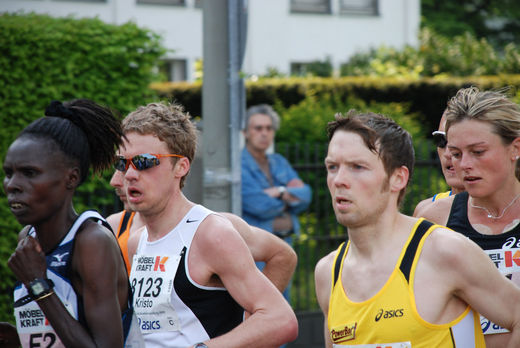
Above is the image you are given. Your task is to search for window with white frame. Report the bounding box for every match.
[137,0,185,6]
[290,62,314,76]
[290,0,330,14]
[339,0,378,16]
[159,59,187,81]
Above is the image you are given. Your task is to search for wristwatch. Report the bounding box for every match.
[28,278,54,298]
[278,186,286,198]
[194,343,208,348]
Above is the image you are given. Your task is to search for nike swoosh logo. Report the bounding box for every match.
[186,219,198,223]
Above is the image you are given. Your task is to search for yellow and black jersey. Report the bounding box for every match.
[328,218,485,347]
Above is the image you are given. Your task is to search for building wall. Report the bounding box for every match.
[0,0,419,80]
[245,0,419,76]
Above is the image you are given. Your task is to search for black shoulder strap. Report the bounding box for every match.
[118,211,133,238]
[399,219,434,283]
[333,242,348,287]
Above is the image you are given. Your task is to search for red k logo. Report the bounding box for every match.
[154,256,169,272]
[505,250,520,268]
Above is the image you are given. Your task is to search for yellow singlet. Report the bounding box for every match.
[327,218,485,347]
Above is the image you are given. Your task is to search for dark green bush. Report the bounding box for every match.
[0,12,165,322]
[275,92,422,144]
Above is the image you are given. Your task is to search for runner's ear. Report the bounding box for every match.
[389,165,409,193]
[66,167,80,190]
[174,157,190,178]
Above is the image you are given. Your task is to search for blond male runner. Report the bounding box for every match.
[119,102,297,348]
[314,111,520,347]
[106,170,297,293]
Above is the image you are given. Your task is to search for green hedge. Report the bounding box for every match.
[0,12,165,322]
[152,74,520,137]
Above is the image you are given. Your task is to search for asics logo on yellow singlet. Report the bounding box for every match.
[374,308,404,322]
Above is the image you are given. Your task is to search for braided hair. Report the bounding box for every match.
[19,99,124,184]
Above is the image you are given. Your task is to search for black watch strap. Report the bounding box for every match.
[28,278,55,298]
[13,294,34,308]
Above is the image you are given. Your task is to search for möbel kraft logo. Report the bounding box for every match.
[154,256,169,272]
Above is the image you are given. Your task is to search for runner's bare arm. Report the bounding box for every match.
[422,227,520,348]
[221,212,297,292]
[191,215,298,347]
[315,252,335,348]
[73,222,127,347]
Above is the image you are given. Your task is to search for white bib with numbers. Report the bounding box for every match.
[479,247,518,335]
[14,293,75,348]
[130,253,182,333]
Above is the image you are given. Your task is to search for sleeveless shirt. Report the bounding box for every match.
[130,205,243,347]
[13,210,144,348]
[116,210,135,275]
[327,218,485,347]
[447,191,520,335]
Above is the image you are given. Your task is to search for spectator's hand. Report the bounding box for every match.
[264,184,304,202]
[263,186,282,198]
[0,322,20,348]
[8,236,47,286]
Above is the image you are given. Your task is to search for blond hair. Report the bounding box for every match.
[122,102,198,187]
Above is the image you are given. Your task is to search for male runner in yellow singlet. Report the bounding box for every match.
[314,110,520,347]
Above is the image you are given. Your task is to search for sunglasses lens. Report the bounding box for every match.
[433,133,447,148]
[114,157,127,171]
[131,154,159,171]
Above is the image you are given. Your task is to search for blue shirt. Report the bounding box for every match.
[241,147,312,235]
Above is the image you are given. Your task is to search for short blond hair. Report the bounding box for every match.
[122,102,198,187]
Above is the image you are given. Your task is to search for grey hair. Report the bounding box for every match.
[243,104,281,131]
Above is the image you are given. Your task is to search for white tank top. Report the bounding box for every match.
[130,204,243,347]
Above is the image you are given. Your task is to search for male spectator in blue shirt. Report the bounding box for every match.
[241,104,312,303]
